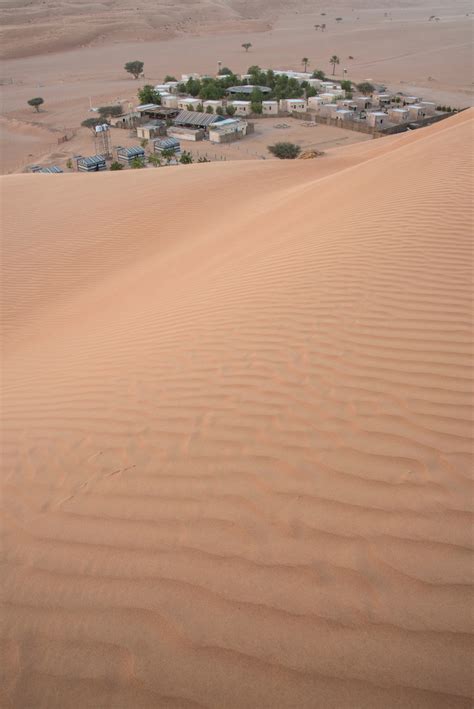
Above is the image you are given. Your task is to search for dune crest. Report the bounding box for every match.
[1,111,473,708]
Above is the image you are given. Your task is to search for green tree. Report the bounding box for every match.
[98,105,122,118]
[242,42,252,52]
[187,103,196,111]
[28,97,44,112]
[216,106,224,115]
[340,79,352,92]
[196,103,204,112]
[251,102,263,114]
[356,81,375,94]
[138,85,161,104]
[161,148,176,164]
[179,151,193,164]
[110,161,124,170]
[218,67,233,75]
[268,142,301,159]
[226,105,236,116]
[164,75,177,82]
[206,105,214,113]
[81,117,103,133]
[130,156,146,168]
[148,154,162,167]
[301,57,309,72]
[329,55,340,76]
[312,69,326,80]
[125,61,144,79]
[148,153,161,167]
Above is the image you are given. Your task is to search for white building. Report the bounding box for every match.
[318,103,338,118]
[177,97,201,111]
[403,96,421,105]
[229,100,251,116]
[262,100,279,115]
[319,92,338,103]
[419,101,436,115]
[279,98,307,113]
[203,100,223,112]
[161,94,178,109]
[388,107,409,124]
[367,111,389,128]
[335,109,354,122]
[354,96,373,110]
[407,104,429,121]
[209,118,250,143]
[308,96,324,110]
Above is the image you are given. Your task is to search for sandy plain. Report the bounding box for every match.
[0,0,473,172]
[1,109,473,708]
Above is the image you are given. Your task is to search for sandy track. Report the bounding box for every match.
[1,111,473,708]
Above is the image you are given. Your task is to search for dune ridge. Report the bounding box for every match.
[1,111,473,708]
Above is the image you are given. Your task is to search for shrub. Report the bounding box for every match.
[110,161,124,170]
[356,82,375,95]
[206,105,214,113]
[268,142,301,159]
[226,105,236,116]
[98,105,122,118]
[138,85,161,104]
[164,75,177,82]
[216,106,224,115]
[312,70,325,80]
[28,97,44,112]
[125,61,144,79]
[130,157,145,168]
[179,151,193,164]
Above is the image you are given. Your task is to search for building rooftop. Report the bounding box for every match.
[77,155,106,166]
[117,146,145,157]
[174,110,223,127]
[227,85,272,95]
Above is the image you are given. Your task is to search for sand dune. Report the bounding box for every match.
[1,111,473,708]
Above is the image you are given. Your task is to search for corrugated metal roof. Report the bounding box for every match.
[174,110,222,127]
[154,137,181,151]
[136,103,161,111]
[227,85,272,94]
[117,146,145,157]
[39,165,63,173]
[78,155,106,166]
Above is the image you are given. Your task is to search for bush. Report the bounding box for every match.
[98,105,122,118]
[340,80,352,92]
[226,105,236,116]
[110,161,124,170]
[66,159,73,169]
[356,82,375,95]
[312,70,326,80]
[81,117,103,133]
[28,97,44,112]
[179,151,193,164]
[268,142,301,159]
[206,105,214,113]
[164,75,177,82]
[218,67,233,75]
[138,85,161,104]
[198,156,211,163]
[125,61,144,79]
[216,106,224,115]
[251,102,263,114]
[130,157,146,169]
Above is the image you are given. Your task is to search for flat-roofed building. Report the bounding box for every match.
[262,100,279,115]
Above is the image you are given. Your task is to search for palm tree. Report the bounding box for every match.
[301,57,309,72]
[242,43,252,52]
[330,55,340,75]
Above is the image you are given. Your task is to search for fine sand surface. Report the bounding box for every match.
[1,0,472,172]
[1,111,473,708]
